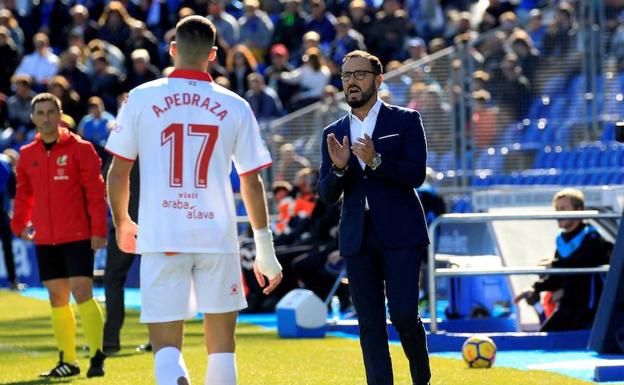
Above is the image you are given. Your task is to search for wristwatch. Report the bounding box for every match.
[332,164,348,177]
[369,152,382,170]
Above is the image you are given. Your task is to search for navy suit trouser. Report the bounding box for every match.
[344,212,431,385]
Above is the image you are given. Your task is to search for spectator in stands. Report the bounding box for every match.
[47,76,83,124]
[383,60,412,106]
[369,0,411,64]
[514,188,612,331]
[207,0,240,49]
[329,16,367,71]
[265,44,298,110]
[0,151,21,290]
[280,47,331,110]
[87,39,127,77]
[0,9,24,56]
[0,26,19,95]
[472,70,491,92]
[347,0,373,47]
[31,0,72,50]
[97,1,134,50]
[272,180,295,237]
[245,72,283,126]
[274,142,311,183]
[7,75,35,140]
[527,8,546,52]
[125,20,161,70]
[90,52,124,113]
[406,0,445,42]
[14,33,59,91]
[499,11,519,36]
[444,11,473,45]
[128,0,171,40]
[12,93,107,378]
[428,37,447,54]
[609,17,624,70]
[305,0,336,45]
[78,96,114,166]
[508,29,540,83]
[478,30,507,73]
[542,2,578,60]
[225,44,258,97]
[471,89,498,147]
[238,0,274,61]
[65,5,99,45]
[483,0,516,29]
[493,52,531,119]
[406,82,427,111]
[124,49,161,92]
[404,37,428,65]
[272,0,307,55]
[58,46,92,102]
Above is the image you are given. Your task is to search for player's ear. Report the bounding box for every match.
[169,41,177,59]
[208,46,218,62]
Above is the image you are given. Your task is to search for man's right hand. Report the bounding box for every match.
[327,133,350,169]
[115,218,138,254]
[20,226,35,241]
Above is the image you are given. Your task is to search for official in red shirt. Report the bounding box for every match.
[11,93,108,378]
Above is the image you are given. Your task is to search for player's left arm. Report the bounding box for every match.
[240,171,283,295]
[77,142,107,247]
[107,156,137,254]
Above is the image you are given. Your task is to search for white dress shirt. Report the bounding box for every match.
[349,98,383,210]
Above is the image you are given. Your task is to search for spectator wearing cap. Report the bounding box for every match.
[404,37,427,64]
[329,16,366,71]
[0,26,19,95]
[527,9,546,52]
[64,5,99,44]
[31,0,72,50]
[244,72,284,127]
[58,46,92,101]
[272,0,307,54]
[304,0,337,44]
[124,20,161,70]
[207,0,240,49]
[226,44,258,97]
[14,33,59,91]
[7,75,35,144]
[124,48,161,92]
[97,1,134,50]
[369,0,411,64]
[90,52,124,113]
[280,47,331,110]
[238,0,274,62]
[0,9,24,56]
[265,44,298,110]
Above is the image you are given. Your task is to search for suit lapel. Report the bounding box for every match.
[372,102,392,142]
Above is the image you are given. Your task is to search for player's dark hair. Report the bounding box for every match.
[175,16,216,64]
[31,93,62,112]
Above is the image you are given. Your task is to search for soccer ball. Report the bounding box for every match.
[461,335,497,368]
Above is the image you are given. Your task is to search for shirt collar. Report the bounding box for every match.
[349,97,383,122]
[167,69,213,82]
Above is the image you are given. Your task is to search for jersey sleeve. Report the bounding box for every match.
[105,91,139,161]
[232,100,272,175]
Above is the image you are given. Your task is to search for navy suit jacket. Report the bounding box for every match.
[318,102,430,257]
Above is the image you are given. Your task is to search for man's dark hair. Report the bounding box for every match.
[175,16,216,64]
[31,93,62,112]
[343,50,383,75]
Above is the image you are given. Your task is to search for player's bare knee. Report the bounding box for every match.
[71,288,93,304]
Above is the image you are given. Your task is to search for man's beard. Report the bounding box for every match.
[345,84,375,108]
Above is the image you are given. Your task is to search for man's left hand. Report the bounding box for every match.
[91,236,107,250]
[352,133,376,166]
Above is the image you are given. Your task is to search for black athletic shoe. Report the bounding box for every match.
[86,349,106,378]
[39,352,80,378]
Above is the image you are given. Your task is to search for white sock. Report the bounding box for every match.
[205,353,237,385]
[154,347,191,385]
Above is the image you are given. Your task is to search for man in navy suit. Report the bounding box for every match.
[318,50,431,385]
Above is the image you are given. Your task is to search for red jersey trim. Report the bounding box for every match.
[239,162,273,176]
[105,148,136,162]
[167,69,213,82]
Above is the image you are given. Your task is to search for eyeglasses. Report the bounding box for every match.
[340,70,378,82]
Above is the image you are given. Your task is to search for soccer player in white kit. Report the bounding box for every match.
[105,16,283,385]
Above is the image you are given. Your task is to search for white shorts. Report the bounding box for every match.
[140,252,247,323]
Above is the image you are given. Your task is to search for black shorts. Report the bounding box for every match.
[36,239,94,281]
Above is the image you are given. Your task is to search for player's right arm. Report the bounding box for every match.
[240,171,283,295]
[11,151,35,240]
[107,156,137,254]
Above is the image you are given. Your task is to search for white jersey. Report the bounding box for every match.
[105,69,272,254]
